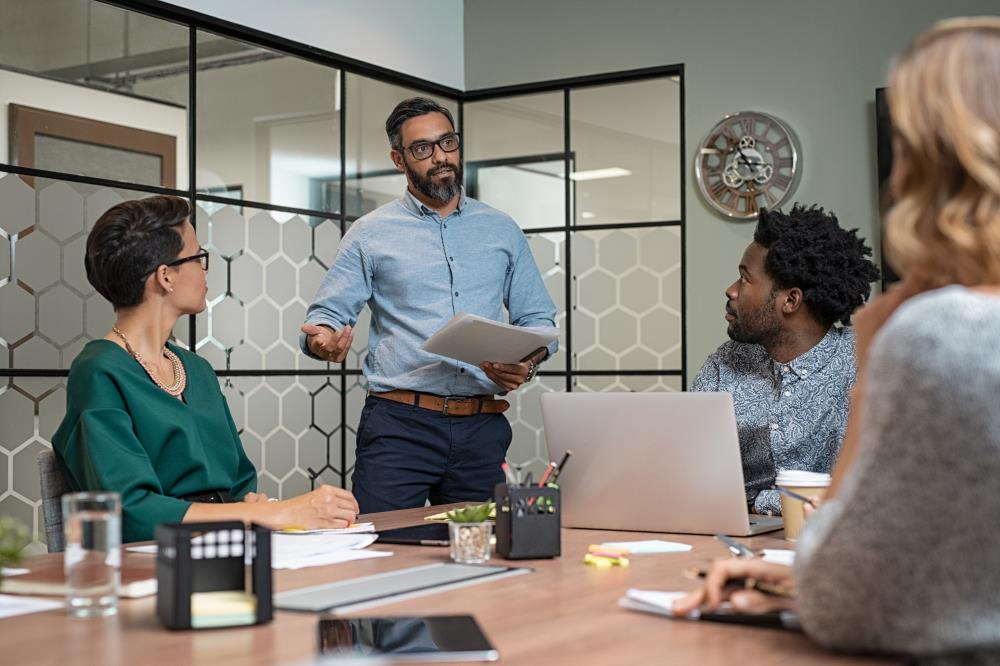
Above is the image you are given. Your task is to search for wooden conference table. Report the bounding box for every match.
[3,504,895,665]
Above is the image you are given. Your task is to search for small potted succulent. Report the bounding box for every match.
[446,502,494,564]
[0,516,30,589]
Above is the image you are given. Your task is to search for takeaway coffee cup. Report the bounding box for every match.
[774,470,831,541]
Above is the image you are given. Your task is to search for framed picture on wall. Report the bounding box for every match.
[8,103,177,188]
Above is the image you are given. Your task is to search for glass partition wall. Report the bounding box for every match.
[0,0,684,546]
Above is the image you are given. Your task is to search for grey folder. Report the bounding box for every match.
[274,563,529,613]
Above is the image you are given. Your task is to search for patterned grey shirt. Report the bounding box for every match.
[691,327,856,515]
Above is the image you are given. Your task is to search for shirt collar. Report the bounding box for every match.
[400,187,468,218]
[771,327,846,379]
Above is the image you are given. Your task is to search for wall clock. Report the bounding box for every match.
[695,111,801,220]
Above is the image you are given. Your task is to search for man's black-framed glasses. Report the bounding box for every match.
[166,248,210,271]
[403,133,461,161]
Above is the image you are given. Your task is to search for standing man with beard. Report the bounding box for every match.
[692,205,879,515]
[300,97,557,513]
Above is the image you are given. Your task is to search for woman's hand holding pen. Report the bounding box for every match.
[265,484,360,529]
[673,559,798,616]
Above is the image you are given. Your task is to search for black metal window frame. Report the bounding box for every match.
[1,0,687,485]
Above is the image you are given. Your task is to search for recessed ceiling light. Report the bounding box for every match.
[567,167,632,181]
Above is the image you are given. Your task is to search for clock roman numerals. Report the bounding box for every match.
[771,171,792,190]
[739,116,755,137]
[739,193,759,215]
[709,179,728,198]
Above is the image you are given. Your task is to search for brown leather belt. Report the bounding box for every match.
[370,389,510,416]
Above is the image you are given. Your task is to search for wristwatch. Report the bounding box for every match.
[524,359,539,383]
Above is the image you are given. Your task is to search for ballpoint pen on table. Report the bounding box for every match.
[715,534,756,559]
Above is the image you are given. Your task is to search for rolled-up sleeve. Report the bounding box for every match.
[504,233,559,356]
[300,225,374,358]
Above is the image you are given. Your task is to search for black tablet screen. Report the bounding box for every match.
[318,615,497,661]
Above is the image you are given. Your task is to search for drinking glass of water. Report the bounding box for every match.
[62,492,120,617]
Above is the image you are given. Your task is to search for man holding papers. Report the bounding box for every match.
[300,97,557,513]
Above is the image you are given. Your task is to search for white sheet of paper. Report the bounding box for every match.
[273,548,392,571]
[421,313,558,366]
[0,568,29,577]
[129,532,389,570]
[271,533,382,570]
[618,589,693,617]
[0,594,63,619]
[277,522,375,536]
[761,549,796,566]
[600,540,693,554]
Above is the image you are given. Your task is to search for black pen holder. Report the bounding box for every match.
[155,521,273,630]
[494,483,560,560]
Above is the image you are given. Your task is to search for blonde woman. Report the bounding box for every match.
[54,196,359,542]
[676,18,1000,661]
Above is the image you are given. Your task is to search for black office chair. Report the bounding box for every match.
[37,449,72,553]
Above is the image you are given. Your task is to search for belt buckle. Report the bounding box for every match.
[442,396,471,416]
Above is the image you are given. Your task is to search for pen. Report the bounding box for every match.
[537,462,557,487]
[549,450,572,484]
[715,534,756,559]
[684,567,796,599]
[695,609,800,630]
[773,486,819,508]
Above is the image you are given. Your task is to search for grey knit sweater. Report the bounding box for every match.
[796,286,1000,663]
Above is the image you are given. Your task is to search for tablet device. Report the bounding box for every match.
[377,524,450,546]
[318,615,498,662]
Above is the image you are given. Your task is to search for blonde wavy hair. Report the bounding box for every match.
[885,17,1000,288]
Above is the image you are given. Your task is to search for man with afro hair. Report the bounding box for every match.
[693,204,880,515]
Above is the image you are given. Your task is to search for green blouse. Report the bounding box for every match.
[53,340,257,543]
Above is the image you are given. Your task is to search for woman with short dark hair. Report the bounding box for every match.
[54,195,358,542]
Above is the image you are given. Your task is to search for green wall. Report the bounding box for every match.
[464,0,999,382]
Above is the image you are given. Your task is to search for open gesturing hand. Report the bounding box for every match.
[302,323,354,363]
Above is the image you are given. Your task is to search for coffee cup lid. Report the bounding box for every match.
[775,470,832,487]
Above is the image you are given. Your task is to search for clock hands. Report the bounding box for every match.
[736,146,762,172]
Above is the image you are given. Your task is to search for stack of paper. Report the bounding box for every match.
[599,540,692,554]
[278,522,375,535]
[128,529,392,571]
[421,313,559,366]
[271,533,390,570]
[618,589,694,617]
[761,549,796,566]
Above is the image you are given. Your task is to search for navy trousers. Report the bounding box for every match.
[351,395,511,513]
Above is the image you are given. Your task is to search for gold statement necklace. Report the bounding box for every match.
[112,325,187,397]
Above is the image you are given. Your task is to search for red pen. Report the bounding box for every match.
[537,462,557,487]
[501,462,518,486]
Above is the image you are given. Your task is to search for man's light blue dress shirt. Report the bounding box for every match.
[302,189,558,396]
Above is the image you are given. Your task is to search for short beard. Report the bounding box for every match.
[405,159,463,203]
[727,290,784,349]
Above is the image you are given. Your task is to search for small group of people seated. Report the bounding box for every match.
[50,16,1000,664]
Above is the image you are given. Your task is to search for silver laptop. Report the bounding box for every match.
[540,392,782,536]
